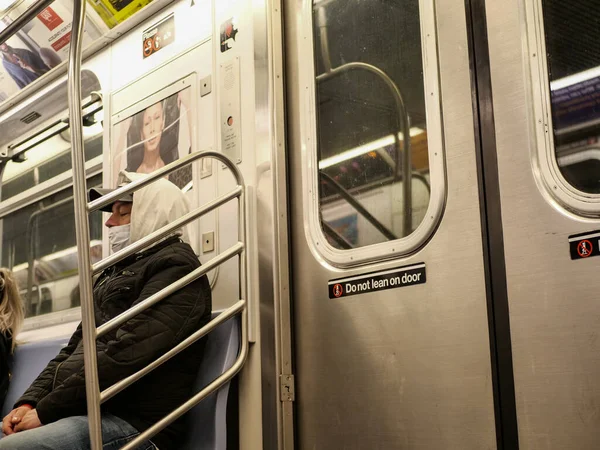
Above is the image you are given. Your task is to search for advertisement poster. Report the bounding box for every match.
[112,87,193,190]
[0,2,97,98]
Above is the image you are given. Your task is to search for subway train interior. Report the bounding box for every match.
[0,0,598,448]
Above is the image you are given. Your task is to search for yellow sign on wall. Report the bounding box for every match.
[87,0,154,29]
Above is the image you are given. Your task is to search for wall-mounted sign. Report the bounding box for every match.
[89,0,154,29]
[328,263,426,299]
[569,230,600,260]
[142,14,175,59]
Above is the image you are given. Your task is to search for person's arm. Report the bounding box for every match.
[3,59,27,89]
[13,324,83,409]
[19,49,49,74]
[2,326,83,435]
[35,253,209,425]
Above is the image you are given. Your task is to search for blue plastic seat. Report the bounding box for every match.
[2,338,69,418]
[1,312,241,450]
[182,313,241,450]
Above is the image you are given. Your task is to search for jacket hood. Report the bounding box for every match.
[117,171,191,245]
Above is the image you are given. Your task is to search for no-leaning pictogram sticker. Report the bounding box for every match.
[332,284,343,298]
[578,240,593,258]
[569,231,600,260]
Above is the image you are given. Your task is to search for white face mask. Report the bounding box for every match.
[108,224,131,253]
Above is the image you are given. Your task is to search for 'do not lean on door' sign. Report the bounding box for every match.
[328,263,426,299]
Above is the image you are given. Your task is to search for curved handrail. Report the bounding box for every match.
[412,171,431,195]
[60,0,243,447]
[315,4,413,236]
[65,8,251,441]
[76,150,249,450]
[93,186,242,274]
[88,150,241,212]
[316,61,412,235]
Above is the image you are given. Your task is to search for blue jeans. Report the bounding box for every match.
[0,414,157,449]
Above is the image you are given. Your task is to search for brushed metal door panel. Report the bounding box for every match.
[285,0,497,448]
[486,1,600,448]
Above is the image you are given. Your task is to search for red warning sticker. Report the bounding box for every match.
[569,231,600,260]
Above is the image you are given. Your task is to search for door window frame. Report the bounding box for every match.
[525,0,600,217]
[298,0,447,267]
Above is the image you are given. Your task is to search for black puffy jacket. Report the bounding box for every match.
[16,236,212,450]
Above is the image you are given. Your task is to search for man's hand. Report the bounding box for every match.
[14,409,41,433]
[2,405,33,436]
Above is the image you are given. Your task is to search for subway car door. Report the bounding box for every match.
[486,0,600,449]
[283,0,503,448]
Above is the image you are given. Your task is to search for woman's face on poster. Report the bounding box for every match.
[141,102,164,153]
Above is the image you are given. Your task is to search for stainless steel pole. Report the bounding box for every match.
[67,1,102,448]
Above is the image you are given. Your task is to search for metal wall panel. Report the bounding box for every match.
[486,1,600,448]
[284,0,497,448]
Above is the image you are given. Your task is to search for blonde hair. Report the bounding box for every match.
[0,268,24,351]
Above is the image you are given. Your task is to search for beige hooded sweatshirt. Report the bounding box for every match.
[117,171,191,245]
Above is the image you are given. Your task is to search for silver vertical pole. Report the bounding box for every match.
[67,1,102,449]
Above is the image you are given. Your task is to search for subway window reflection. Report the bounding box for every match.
[0,114,104,319]
[543,0,600,193]
[313,0,431,250]
[1,178,103,318]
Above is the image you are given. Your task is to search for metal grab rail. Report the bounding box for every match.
[96,242,244,339]
[101,299,245,403]
[0,0,55,46]
[89,154,247,449]
[319,171,397,241]
[316,5,413,235]
[317,63,412,236]
[88,150,233,213]
[76,151,247,450]
[322,221,353,249]
[67,1,103,447]
[67,4,249,450]
[93,185,242,275]
[121,307,248,450]
[7,93,103,159]
[108,160,247,450]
